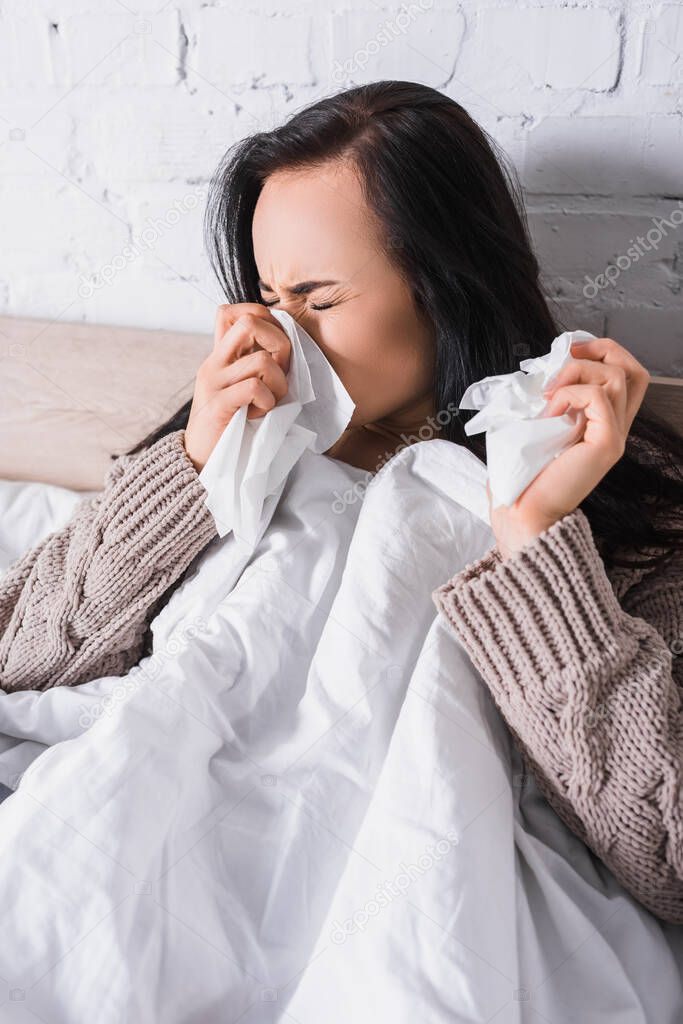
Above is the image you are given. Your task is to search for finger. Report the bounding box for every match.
[206,376,278,423]
[214,348,289,404]
[213,302,279,349]
[545,358,627,430]
[569,336,650,428]
[543,383,625,462]
[212,311,291,375]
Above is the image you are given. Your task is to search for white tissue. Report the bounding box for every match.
[198,308,356,546]
[459,329,596,508]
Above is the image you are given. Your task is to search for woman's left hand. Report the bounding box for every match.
[489,336,651,560]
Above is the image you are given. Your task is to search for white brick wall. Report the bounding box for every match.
[0,0,680,375]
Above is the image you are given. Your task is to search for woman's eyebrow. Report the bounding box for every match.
[258,278,341,296]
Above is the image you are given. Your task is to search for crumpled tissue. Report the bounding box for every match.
[459,330,596,508]
[198,308,356,547]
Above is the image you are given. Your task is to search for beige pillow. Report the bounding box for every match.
[0,315,211,492]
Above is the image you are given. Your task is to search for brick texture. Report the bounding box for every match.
[0,0,680,374]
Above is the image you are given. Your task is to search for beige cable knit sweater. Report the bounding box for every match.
[0,428,681,922]
[0,429,217,691]
[432,503,683,924]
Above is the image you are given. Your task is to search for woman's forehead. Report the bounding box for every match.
[252,164,383,286]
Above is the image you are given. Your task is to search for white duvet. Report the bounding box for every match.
[0,440,681,1023]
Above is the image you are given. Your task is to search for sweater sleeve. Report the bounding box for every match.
[432,507,683,923]
[0,429,218,693]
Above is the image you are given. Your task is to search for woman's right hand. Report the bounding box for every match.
[184,303,291,473]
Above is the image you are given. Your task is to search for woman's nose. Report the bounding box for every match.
[275,303,325,351]
[271,297,305,318]
[273,299,315,331]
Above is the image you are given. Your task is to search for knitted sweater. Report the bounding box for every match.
[0,429,217,691]
[432,503,683,924]
[0,429,681,922]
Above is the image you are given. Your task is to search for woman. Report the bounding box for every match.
[0,81,680,924]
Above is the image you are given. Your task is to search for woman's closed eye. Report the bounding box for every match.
[261,297,337,311]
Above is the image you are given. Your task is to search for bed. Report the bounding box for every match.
[0,315,681,1023]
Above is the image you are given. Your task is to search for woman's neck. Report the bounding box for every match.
[326,394,440,474]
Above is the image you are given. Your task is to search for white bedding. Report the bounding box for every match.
[0,440,681,1023]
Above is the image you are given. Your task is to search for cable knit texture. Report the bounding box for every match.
[432,504,683,924]
[0,429,217,692]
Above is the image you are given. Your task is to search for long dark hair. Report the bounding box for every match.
[127,80,681,570]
